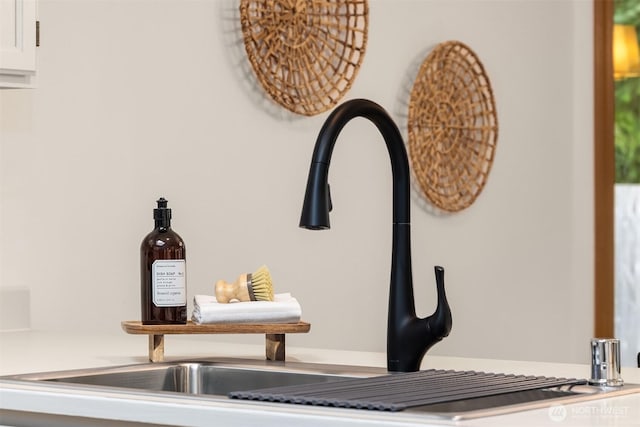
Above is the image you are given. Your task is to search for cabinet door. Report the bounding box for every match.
[0,0,37,88]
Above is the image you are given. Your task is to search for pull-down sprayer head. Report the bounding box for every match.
[299,164,332,230]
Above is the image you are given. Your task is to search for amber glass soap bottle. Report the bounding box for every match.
[140,197,187,324]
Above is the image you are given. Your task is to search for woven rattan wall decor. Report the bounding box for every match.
[239,0,368,116]
[408,41,498,212]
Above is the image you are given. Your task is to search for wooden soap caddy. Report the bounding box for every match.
[121,320,310,363]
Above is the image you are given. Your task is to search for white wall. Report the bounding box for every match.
[0,0,594,364]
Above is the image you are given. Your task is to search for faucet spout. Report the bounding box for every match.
[299,99,452,372]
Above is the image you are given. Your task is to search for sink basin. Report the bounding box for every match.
[3,358,381,396]
[31,359,362,395]
[3,358,638,421]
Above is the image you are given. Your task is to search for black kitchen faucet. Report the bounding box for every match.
[299,98,453,372]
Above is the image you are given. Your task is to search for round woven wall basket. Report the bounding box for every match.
[239,0,368,116]
[408,41,498,212]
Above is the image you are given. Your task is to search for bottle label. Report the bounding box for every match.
[152,259,186,307]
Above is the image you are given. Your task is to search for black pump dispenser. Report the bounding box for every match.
[153,197,171,229]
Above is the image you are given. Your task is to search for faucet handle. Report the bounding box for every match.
[427,266,452,340]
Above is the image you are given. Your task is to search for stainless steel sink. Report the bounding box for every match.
[2,358,638,420]
[22,359,369,395]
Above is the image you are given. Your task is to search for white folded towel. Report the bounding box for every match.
[192,293,302,324]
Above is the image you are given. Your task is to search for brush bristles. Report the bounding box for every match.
[248,265,274,301]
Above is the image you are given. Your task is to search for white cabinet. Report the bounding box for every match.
[0,0,37,88]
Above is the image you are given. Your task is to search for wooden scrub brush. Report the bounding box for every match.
[215,265,274,303]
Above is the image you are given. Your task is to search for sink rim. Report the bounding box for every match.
[2,357,639,421]
[0,356,387,383]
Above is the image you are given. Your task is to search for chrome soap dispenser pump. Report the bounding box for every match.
[140,197,187,324]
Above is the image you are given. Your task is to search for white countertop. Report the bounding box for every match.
[1,330,639,427]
